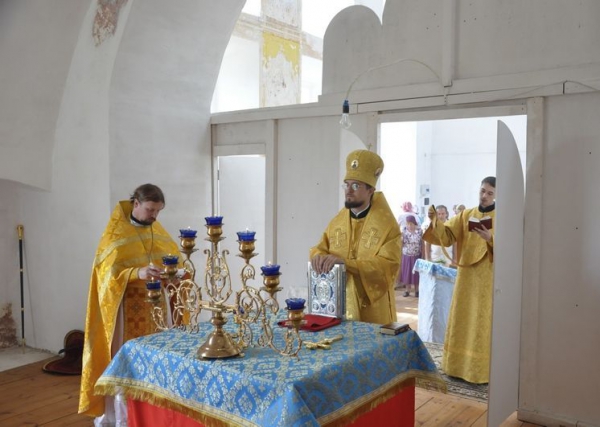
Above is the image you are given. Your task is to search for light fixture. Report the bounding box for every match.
[339,99,352,129]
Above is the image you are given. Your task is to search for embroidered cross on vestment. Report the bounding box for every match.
[361,228,380,249]
[332,228,347,249]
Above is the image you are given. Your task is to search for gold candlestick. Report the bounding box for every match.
[147,218,305,359]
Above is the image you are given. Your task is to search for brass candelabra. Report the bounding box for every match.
[147,219,305,359]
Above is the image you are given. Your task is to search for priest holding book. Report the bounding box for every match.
[423,176,496,384]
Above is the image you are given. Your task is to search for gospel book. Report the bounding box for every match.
[307,262,346,319]
[379,322,411,335]
[468,216,492,232]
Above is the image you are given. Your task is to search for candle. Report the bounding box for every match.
[162,254,179,265]
[260,263,280,276]
[236,229,256,241]
[180,226,197,238]
[205,216,223,226]
[146,280,161,290]
[285,298,306,310]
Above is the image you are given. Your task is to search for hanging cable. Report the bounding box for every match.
[17,225,25,347]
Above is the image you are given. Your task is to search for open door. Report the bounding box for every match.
[487,121,525,425]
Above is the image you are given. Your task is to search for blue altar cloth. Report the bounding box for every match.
[413,258,457,282]
[96,320,443,427]
[413,259,457,343]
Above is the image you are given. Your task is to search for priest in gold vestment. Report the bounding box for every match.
[423,177,496,384]
[79,184,181,423]
[310,150,401,325]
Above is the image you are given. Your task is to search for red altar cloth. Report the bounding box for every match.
[128,380,415,427]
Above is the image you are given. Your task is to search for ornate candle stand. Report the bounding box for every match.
[146,220,304,359]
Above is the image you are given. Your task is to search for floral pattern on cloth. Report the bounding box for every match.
[402,227,423,256]
[95,320,445,427]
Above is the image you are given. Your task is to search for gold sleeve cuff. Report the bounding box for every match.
[129,268,140,283]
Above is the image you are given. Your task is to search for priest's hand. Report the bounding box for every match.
[473,225,492,242]
[138,263,162,281]
[428,205,437,221]
[311,254,344,275]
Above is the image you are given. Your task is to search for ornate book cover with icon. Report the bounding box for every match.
[307,262,346,319]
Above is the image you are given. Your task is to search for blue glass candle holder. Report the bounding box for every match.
[205,216,223,226]
[146,280,161,290]
[285,298,306,310]
[260,264,280,276]
[236,231,256,241]
[162,255,179,265]
[180,228,197,238]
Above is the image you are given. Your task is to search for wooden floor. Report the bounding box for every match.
[396,290,541,427]
[0,294,541,426]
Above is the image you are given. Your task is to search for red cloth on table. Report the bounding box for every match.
[127,382,415,427]
[277,314,342,331]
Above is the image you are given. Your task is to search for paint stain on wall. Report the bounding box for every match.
[262,32,300,107]
[93,0,128,47]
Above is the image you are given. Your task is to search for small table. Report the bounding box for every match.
[413,259,457,344]
[96,320,444,426]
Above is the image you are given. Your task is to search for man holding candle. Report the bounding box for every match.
[310,149,401,325]
[79,183,182,424]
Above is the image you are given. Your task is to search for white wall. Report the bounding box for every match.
[0,0,245,352]
[10,0,120,350]
[0,0,89,190]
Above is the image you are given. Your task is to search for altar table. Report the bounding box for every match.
[95,320,444,427]
[413,259,457,344]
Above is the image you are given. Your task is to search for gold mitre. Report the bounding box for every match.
[344,149,384,187]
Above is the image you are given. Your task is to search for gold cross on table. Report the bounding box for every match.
[361,228,380,249]
[332,228,347,249]
[304,335,344,350]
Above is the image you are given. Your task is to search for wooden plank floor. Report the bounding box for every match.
[396,289,541,427]
[0,293,541,426]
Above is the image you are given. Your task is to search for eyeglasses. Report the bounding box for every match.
[342,182,365,191]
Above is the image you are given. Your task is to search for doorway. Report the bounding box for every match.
[379,114,527,422]
[380,115,527,221]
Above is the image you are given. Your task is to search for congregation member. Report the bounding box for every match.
[423,177,496,384]
[397,200,421,229]
[310,149,401,325]
[397,214,423,297]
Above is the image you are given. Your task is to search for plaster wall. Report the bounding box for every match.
[0,0,88,189]
[0,181,19,326]
[107,0,242,237]
[0,0,244,352]
[12,0,129,352]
